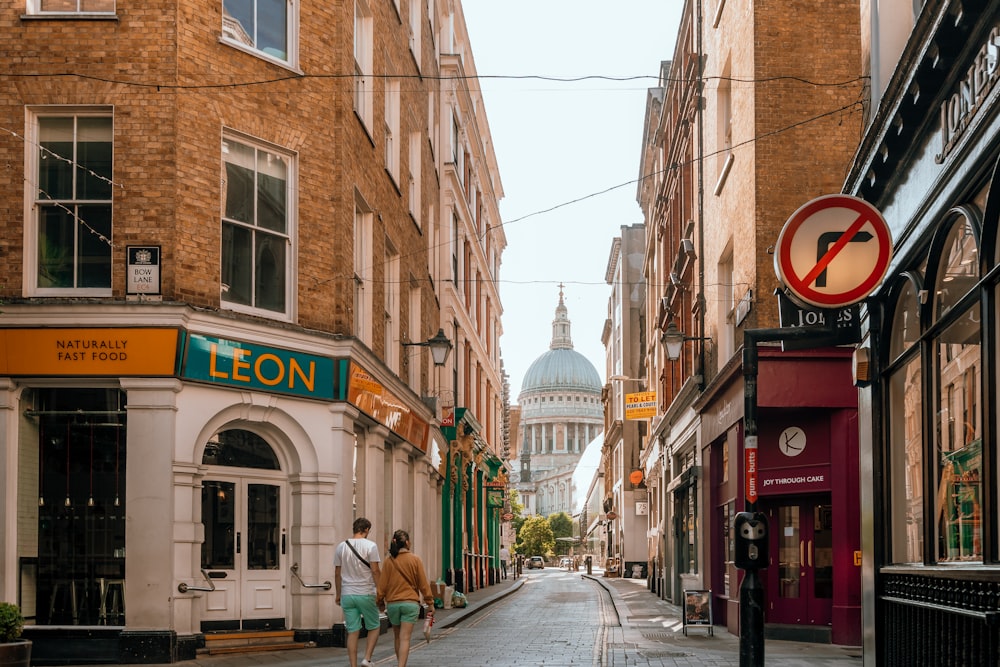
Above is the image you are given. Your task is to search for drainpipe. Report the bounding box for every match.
[696,0,706,373]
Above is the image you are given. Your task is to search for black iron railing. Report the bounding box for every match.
[881,573,999,665]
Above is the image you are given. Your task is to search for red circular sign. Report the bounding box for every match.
[606,511,618,521]
[774,195,891,308]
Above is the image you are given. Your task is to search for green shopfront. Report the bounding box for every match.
[439,408,507,594]
[0,325,443,664]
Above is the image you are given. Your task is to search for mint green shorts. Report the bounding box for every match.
[386,601,420,625]
[342,594,380,633]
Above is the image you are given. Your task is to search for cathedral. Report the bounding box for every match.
[514,288,603,518]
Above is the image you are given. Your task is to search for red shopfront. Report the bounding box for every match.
[701,347,861,646]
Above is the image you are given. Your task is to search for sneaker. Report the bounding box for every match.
[360,660,374,667]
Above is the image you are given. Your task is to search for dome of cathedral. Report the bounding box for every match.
[522,348,601,393]
[518,286,601,396]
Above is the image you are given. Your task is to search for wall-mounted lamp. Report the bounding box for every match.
[403,328,453,366]
[661,321,711,361]
[608,375,644,384]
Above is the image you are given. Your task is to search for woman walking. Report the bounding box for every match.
[376,529,435,667]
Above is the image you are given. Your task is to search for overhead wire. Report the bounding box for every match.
[0,69,867,298]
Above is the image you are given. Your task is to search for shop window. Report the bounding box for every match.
[934,304,982,562]
[930,214,982,562]
[932,215,979,319]
[19,388,127,626]
[888,282,924,563]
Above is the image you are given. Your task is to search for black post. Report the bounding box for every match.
[740,336,765,667]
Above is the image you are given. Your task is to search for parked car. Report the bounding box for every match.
[559,557,572,568]
[526,556,545,569]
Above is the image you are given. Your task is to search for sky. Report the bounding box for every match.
[461,2,683,401]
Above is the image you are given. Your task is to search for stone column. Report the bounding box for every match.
[120,378,182,630]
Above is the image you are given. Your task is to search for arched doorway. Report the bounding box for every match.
[199,428,287,631]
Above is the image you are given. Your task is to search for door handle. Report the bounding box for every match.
[281,533,286,555]
[236,532,241,554]
[808,539,813,567]
[799,540,804,567]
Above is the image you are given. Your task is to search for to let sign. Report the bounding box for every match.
[624,391,657,420]
[774,195,891,308]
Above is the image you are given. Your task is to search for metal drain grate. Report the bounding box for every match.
[640,649,692,658]
[640,631,679,641]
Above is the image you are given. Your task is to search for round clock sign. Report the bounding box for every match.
[779,426,806,457]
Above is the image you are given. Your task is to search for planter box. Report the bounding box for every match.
[0,639,32,667]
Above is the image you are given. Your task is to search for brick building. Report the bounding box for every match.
[637,0,865,645]
[0,1,505,663]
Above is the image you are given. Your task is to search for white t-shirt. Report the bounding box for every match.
[499,547,510,562]
[334,538,381,596]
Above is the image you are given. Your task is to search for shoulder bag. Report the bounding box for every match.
[344,539,371,569]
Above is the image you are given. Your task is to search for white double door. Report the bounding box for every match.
[200,474,287,630]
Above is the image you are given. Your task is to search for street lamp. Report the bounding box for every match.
[660,321,711,361]
[403,328,453,366]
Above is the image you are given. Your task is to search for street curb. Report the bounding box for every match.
[582,573,624,622]
[438,578,526,629]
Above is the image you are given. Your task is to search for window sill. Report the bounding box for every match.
[713,152,734,196]
[881,563,1000,581]
[21,13,118,20]
[218,37,302,75]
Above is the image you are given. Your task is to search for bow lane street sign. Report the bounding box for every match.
[774,195,891,308]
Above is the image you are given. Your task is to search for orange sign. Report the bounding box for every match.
[347,362,429,452]
[624,391,657,419]
[0,328,179,376]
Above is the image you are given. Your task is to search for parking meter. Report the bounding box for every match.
[734,511,769,570]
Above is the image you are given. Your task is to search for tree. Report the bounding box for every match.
[547,512,574,555]
[518,515,555,557]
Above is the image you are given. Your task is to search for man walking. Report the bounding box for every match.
[335,518,382,667]
[499,545,510,580]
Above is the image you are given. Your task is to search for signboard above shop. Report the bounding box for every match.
[776,290,861,351]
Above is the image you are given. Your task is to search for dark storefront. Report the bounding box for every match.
[847,5,1000,664]
[700,348,861,646]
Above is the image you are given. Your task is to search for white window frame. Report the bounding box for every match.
[385,78,401,182]
[221,0,298,68]
[24,106,114,297]
[354,0,374,129]
[26,0,115,15]
[354,196,374,345]
[408,131,421,225]
[408,0,422,69]
[408,285,421,389]
[384,242,400,372]
[220,130,296,320]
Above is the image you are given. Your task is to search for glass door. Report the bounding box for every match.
[766,499,832,626]
[201,477,285,631]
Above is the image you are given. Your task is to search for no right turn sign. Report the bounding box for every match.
[774,195,892,308]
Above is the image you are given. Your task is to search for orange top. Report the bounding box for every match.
[376,551,434,606]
